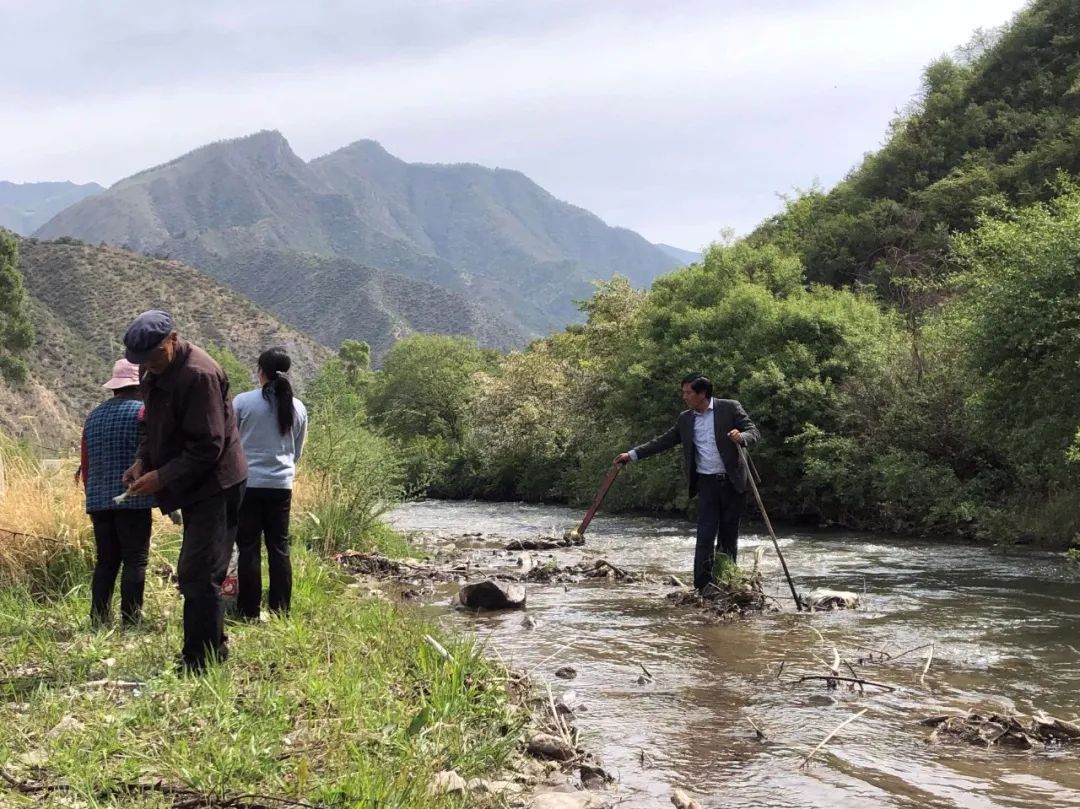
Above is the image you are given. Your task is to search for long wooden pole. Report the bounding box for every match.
[575,464,622,537]
[739,445,802,611]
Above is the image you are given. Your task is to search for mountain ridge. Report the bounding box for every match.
[35,131,678,343]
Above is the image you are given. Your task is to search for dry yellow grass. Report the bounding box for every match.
[0,443,93,586]
[0,443,399,587]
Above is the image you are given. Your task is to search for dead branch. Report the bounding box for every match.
[890,642,935,661]
[919,643,935,685]
[746,715,767,741]
[799,708,869,769]
[422,634,452,662]
[797,675,896,692]
[594,559,630,579]
[78,679,144,690]
[843,660,864,694]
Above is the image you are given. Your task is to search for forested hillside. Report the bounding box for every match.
[754,0,1080,293]
[0,237,329,446]
[319,0,1080,547]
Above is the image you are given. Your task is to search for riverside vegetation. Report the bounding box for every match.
[0,422,527,807]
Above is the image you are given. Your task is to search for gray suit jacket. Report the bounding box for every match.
[631,398,760,496]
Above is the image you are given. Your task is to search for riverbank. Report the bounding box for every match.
[0,533,532,808]
[0,450,545,807]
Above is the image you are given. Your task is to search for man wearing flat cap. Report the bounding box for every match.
[121,310,247,672]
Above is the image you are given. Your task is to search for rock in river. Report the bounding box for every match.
[527,732,576,761]
[457,580,527,610]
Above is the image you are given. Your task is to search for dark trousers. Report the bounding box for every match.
[177,481,245,668]
[89,509,152,625]
[694,474,747,591]
[237,487,293,618]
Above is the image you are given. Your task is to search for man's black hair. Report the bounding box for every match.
[680,373,713,398]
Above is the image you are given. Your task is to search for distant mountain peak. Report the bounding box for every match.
[654,243,702,265]
[0,180,104,235]
[337,138,392,155]
[121,129,298,186]
[34,130,681,343]
[223,129,293,156]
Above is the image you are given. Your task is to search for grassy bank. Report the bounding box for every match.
[0,447,526,808]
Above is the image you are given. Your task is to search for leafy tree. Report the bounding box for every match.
[953,187,1080,485]
[470,343,579,500]
[367,335,494,442]
[0,231,34,383]
[206,344,254,395]
[339,339,371,379]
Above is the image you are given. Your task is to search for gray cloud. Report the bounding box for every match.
[1,0,1028,247]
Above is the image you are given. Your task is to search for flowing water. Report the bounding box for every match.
[389,500,1080,808]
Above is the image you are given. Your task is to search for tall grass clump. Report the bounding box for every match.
[299,358,407,557]
[0,437,94,591]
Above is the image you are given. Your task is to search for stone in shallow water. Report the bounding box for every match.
[457,580,526,610]
[671,788,705,809]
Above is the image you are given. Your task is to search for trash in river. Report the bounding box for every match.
[334,550,403,576]
[523,558,647,584]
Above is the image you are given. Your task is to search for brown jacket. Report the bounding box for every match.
[137,339,247,512]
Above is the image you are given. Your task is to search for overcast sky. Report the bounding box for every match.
[1,0,1028,249]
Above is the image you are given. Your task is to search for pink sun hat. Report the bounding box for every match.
[102,358,142,390]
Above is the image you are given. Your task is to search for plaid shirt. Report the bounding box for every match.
[81,398,155,513]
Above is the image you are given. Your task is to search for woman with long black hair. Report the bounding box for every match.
[233,347,308,618]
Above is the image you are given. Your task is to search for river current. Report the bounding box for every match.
[389,500,1080,808]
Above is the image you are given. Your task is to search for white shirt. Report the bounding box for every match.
[628,398,727,474]
[691,399,726,475]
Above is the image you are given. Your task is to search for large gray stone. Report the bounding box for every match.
[527,732,576,761]
[457,580,527,610]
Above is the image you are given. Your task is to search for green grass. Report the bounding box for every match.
[0,534,525,808]
[711,554,740,587]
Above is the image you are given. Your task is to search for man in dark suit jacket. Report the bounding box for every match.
[616,373,760,592]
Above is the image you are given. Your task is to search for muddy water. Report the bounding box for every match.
[389,500,1080,809]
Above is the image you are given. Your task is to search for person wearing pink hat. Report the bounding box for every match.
[76,358,155,626]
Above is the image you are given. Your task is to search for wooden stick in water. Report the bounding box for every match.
[573,464,622,538]
[920,642,935,685]
[799,708,868,769]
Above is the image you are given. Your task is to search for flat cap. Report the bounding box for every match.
[123,309,174,364]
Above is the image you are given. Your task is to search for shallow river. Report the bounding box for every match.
[389,500,1080,809]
